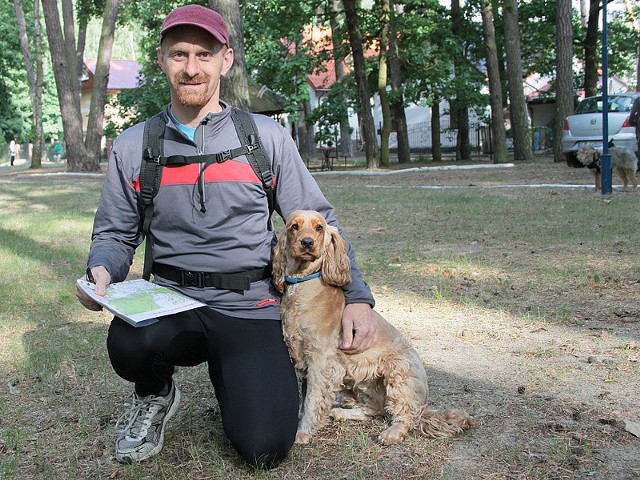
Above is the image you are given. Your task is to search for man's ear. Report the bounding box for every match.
[157,47,166,73]
[221,47,234,76]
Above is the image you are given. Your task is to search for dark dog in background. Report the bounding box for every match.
[575,144,638,192]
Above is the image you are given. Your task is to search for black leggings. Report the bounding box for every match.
[107,307,299,468]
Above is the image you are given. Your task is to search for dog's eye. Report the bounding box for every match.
[291,224,299,231]
[315,224,324,232]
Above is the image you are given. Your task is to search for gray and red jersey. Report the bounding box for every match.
[88,103,374,320]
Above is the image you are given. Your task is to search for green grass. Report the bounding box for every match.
[317,185,640,323]
[1,171,639,479]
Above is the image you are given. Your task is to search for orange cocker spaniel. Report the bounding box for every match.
[273,210,473,445]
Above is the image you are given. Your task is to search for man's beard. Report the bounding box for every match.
[172,73,214,108]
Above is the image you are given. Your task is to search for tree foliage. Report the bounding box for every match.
[518,0,557,78]
[243,0,323,120]
[109,0,202,129]
[2,0,639,167]
[605,8,639,84]
[308,79,354,145]
[0,0,32,145]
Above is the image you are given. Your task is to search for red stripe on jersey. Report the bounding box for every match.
[257,298,279,307]
[161,159,259,185]
[130,159,276,190]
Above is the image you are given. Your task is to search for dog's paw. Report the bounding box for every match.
[295,431,312,444]
[378,423,410,445]
[330,407,369,422]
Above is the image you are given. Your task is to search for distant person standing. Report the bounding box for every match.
[630,96,640,164]
[9,140,16,166]
[53,141,63,161]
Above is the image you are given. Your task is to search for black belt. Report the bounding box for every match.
[152,263,272,291]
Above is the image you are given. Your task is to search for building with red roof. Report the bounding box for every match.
[81,59,142,132]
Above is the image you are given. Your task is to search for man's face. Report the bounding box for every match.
[158,25,233,110]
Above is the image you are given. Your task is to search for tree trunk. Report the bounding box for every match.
[431,99,442,162]
[330,0,353,158]
[579,0,588,27]
[14,0,45,168]
[451,0,471,161]
[85,0,121,171]
[455,107,471,161]
[583,0,600,97]
[389,0,410,164]
[33,0,45,167]
[296,99,314,162]
[210,0,250,109]
[377,0,391,168]
[481,0,508,164]
[41,0,88,172]
[42,0,122,172]
[555,0,574,163]
[343,0,379,168]
[61,0,80,86]
[637,41,640,92]
[496,20,508,107]
[503,0,533,162]
[76,16,88,84]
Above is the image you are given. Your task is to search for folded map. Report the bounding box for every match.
[76,278,206,327]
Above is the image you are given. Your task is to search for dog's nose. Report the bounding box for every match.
[300,237,314,250]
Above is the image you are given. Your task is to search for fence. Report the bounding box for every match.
[353,119,486,154]
[404,120,484,152]
[1,142,67,164]
[353,121,555,156]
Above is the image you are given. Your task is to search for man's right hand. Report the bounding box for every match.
[75,265,111,311]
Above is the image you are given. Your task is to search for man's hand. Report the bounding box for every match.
[340,303,377,354]
[75,265,111,311]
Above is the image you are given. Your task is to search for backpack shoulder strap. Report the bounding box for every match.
[139,113,165,280]
[230,108,275,215]
[138,109,275,280]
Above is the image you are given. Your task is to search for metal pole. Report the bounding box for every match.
[600,0,612,195]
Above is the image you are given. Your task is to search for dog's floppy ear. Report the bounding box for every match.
[321,225,352,287]
[272,234,287,293]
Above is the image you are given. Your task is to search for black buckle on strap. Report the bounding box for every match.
[143,148,162,164]
[153,263,272,291]
[180,270,205,288]
[216,149,233,162]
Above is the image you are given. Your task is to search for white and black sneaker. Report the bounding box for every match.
[115,383,181,463]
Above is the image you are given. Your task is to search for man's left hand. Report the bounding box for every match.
[340,303,377,354]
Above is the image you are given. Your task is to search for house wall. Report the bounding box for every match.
[529,103,556,128]
[81,90,91,132]
[368,96,485,151]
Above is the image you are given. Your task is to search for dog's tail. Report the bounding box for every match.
[415,408,474,438]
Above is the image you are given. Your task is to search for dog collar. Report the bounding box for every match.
[284,271,322,284]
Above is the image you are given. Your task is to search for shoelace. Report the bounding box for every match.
[115,394,165,440]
